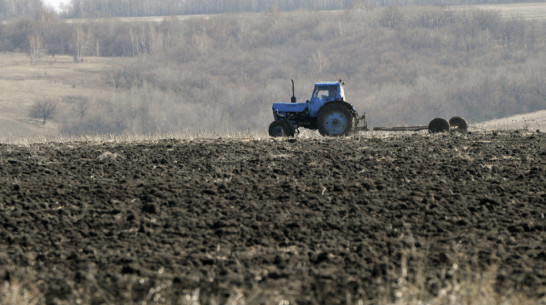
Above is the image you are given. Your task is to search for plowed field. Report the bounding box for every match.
[1,131,545,304]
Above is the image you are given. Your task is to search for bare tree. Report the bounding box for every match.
[148,23,163,55]
[63,95,89,118]
[28,33,43,65]
[129,28,139,56]
[73,25,85,62]
[192,23,209,55]
[312,50,329,74]
[378,7,403,28]
[30,99,57,125]
[73,24,92,62]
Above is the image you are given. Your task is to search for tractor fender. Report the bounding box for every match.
[319,101,357,117]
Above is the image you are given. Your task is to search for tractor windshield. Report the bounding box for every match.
[312,86,331,99]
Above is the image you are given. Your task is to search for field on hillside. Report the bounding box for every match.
[1,131,545,305]
[1,3,545,305]
[473,109,546,132]
[448,2,546,21]
[0,53,122,138]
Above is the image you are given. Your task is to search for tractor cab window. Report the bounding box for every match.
[313,87,330,99]
[329,87,337,98]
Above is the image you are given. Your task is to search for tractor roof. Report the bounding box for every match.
[315,81,342,87]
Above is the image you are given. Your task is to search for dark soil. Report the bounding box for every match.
[1,131,545,304]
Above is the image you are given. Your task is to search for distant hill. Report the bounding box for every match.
[58,0,546,19]
[473,110,546,131]
[1,0,543,20]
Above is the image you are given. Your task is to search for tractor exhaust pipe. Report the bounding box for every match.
[291,79,296,103]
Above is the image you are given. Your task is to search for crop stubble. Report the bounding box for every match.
[0,132,545,304]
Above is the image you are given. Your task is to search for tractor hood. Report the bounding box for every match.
[272,102,308,120]
[272,102,308,113]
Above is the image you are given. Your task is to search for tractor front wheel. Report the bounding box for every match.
[317,103,354,136]
[268,120,293,137]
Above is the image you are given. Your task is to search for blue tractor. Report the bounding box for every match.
[269,80,367,137]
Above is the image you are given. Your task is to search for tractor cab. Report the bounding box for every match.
[307,81,345,117]
[311,82,345,101]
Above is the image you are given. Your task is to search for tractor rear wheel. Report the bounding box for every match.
[428,118,450,133]
[268,120,293,137]
[449,116,468,133]
[317,103,354,136]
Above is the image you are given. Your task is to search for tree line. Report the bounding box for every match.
[61,0,546,18]
[0,0,538,20]
[0,0,42,20]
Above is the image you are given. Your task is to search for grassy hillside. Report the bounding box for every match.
[0,4,545,138]
[0,53,127,138]
[473,109,546,131]
[449,2,546,20]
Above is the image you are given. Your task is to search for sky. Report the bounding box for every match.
[42,0,69,12]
